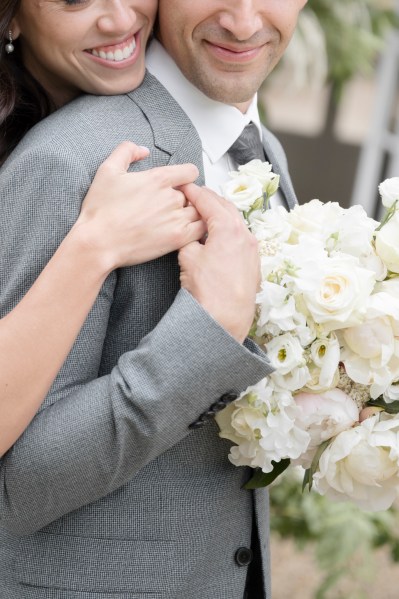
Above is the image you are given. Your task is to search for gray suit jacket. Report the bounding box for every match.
[0,72,297,598]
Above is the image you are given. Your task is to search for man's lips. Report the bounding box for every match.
[85,34,137,63]
[204,40,266,62]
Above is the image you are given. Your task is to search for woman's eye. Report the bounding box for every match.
[64,0,88,6]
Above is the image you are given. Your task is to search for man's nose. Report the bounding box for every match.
[218,0,263,41]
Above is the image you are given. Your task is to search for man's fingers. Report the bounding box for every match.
[180,184,228,221]
[178,240,201,265]
[101,141,150,173]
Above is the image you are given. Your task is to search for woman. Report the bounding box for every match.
[0,0,205,456]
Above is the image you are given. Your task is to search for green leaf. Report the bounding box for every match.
[367,398,399,414]
[303,438,332,492]
[302,468,312,493]
[243,459,290,490]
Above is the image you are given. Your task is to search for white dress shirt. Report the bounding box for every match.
[146,40,284,206]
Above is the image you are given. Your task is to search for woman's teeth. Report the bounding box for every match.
[90,38,136,62]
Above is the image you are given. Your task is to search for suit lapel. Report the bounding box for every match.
[262,135,297,211]
[128,73,296,206]
[128,72,205,186]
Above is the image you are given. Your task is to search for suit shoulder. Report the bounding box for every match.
[5,93,151,173]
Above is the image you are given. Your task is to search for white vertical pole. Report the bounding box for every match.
[351,6,399,217]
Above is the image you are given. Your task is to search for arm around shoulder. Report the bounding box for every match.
[0,289,273,536]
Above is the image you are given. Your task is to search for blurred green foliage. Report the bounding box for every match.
[270,471,399,598]
[304,0,399,97]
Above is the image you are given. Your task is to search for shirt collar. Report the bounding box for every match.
[146,40,262,164]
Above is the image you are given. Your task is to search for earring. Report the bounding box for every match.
[5,31,14,54]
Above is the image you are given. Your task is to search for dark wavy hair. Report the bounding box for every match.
[0,0,55,165]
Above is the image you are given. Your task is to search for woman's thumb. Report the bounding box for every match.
[104,141,150,172]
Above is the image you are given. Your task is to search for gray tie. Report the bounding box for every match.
[228,122,266,165]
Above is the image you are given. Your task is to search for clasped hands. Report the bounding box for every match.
[76,142,260,343]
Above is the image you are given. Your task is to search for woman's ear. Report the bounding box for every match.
[9,16,21,40]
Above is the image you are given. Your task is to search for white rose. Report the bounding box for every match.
[296,254,375,332]
[379,177,399,209]
[375,211,399,273]
[222,174,263,212]
[313,415,399,511]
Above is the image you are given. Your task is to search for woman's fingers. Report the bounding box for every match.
[149,164,199,188]
[185,219,208,243]
[101,141,150,173]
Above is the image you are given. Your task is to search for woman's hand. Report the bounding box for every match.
[74,141,206,272]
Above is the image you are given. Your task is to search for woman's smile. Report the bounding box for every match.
[11,0,157,105]
[86,32,139,67]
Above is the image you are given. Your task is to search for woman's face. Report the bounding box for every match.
[12,0,157,106]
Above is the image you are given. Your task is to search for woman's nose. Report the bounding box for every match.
[96,0,137,35]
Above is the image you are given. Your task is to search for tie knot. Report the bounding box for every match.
[228,122,265,166]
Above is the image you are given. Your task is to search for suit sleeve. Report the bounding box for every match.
[0,145,274,536]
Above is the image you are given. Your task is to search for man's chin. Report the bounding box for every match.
[195,79,259,107]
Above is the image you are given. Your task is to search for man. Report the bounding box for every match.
[0,1,307,597]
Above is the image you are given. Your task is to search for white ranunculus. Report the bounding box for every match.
[305,335,340,391]
[248,205,291,242]
[236,159,276,188]
[295,388,359,448]
[265,333,306,375]
[296,254,375,332]
[216,379,311,473]
[222,174,263,212]
[265,334,310,392]
[325,204,378,258]
[375,211,399,273]
[379,177,399,209]
[313,415,399,511]
[286,200,344,245]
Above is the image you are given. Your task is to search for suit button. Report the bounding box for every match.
[235,547,253,567]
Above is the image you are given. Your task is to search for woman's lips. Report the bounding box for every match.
[86,34,137,63]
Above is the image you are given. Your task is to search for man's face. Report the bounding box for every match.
[157,0,307,111]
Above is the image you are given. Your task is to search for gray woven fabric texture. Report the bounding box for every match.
[0,73,297,598]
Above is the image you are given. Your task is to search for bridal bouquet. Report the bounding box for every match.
[216,162,399,512]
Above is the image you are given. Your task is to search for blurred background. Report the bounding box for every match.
[260,1,399,597]
[262,0,399,217]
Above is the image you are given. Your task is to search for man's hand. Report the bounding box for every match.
[178,184,260,343]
